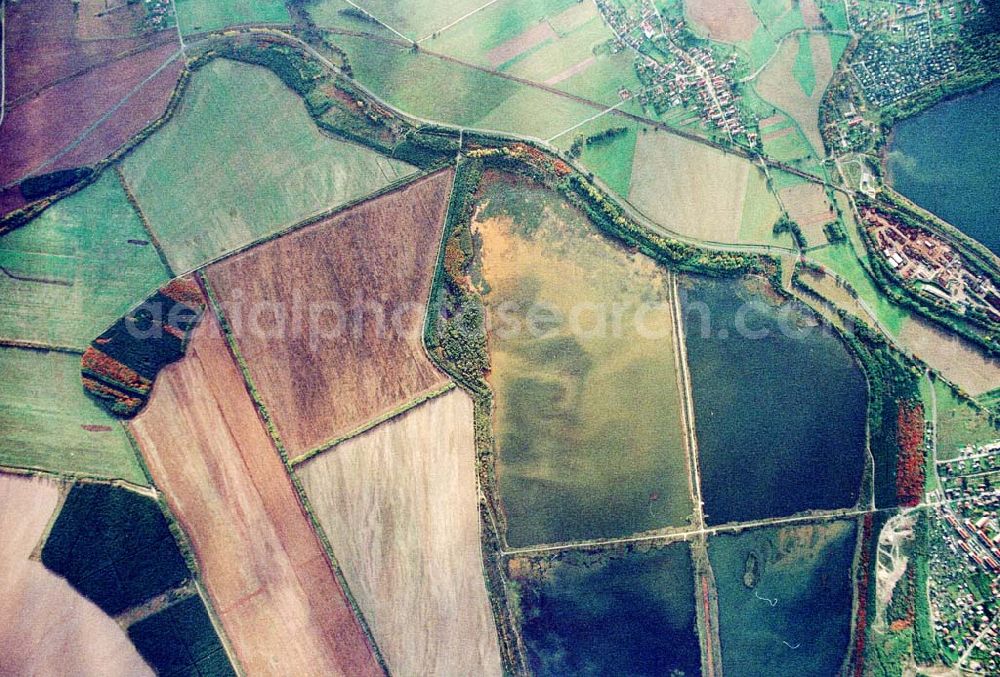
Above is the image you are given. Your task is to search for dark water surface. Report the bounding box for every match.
[519,544,702,676]
[681,276,868,525]
[887,83,1000,254]
[708,520,858,677]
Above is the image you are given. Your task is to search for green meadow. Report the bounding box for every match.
[0,348,147,484]
[0,172,171,350]
[174,0,289,35]
[123,59,414,272]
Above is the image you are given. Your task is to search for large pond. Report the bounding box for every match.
[708,520,858,677]
[478,179,694,547]
[516,543,701,675]
[887,83,1000,255]
[681,276,868,525]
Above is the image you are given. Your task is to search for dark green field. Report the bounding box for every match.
[128,595,235,677]
[41,483,189,615]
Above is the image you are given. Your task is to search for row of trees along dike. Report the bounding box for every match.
[855,194,1000,358]
[192,40,459,170]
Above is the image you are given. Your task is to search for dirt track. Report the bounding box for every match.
[129,311,380,676]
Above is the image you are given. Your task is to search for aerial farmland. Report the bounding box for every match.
[1,0,998,674]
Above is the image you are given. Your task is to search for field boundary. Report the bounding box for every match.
[290,381,456,466]
[114,166,176,277]
[0,339,83,354]
[175,167,439,277]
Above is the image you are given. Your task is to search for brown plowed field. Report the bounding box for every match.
[4,0,173,102]
[687,0,760,43]
[1,42,181,185]
[129,311,381,676]
[205,171,453,455]
[0,474,152,676]
[299,390,502,676]
[0,188,27,221]
[52,58,185,173]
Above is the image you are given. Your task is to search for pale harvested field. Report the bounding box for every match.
[129,312,380,676]
[544,56,596,85]
[205,172,452,455]
[897,316,1000,397]
[629,130,752,242]
[800,0,825,28]
[780,181,834,244]
[756,33,834,155]
[687,0,760,42]
[799,269,1000,396]
[487,22,557,68]
[299,390,502,677]
[0,474,152,676]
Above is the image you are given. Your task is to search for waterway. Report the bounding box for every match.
[887,82,1000,255]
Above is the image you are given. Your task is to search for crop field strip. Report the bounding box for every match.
[298,389,504,676]
[129,302,382,675]
[289,381,457,466]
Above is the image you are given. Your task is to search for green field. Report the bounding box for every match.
[829,33,851,67]
[128,595,235,676]
[174,0,290,35]
[738,0,806,71]
[476,180,693,547]
[931,379,999,460]
[554,118,639,197]
[0,348,147,484]
[818,0,849,31]
[420,0,641,104]
[333,34,598,141]
[42,482,189,615]
[427,0,578,64]
[0,172,171,350]
[122,58,414,272]
[807,243,909,335]
[761,123,814,161]
[793,34,817,96]
[311,0,485,39]
[305,0,396,38]
[737,167,789,247]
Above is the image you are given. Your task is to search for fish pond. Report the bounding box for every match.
[887,83,1000,255]
[708,520,858,676]
[680,275,868,525]
[512,542,701,676]
[477,178,693,547]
